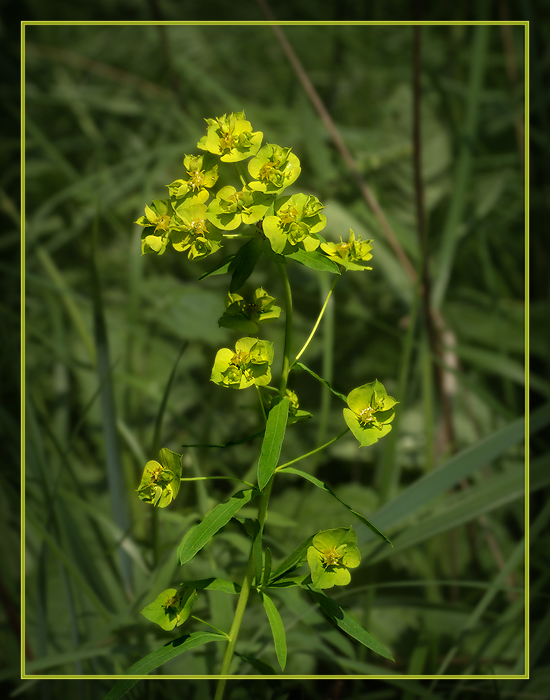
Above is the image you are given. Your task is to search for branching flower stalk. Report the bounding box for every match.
[106,112,398,699]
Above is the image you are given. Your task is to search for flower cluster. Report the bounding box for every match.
[136,448,182,508]
[218,287,281,333]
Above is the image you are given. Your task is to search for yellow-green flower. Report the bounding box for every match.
[307,527,361,589]
[136,448,182,507]
[343,380,397,447]
[262,193,326,254]
[198,111,263,162]
[211,337,274,390]
[169,202,223,260]
[141,587,197,631]
[134,199,174,255]
[248,143,301,194]
[167,154,219,205]
[218,287,281,333]
[321,229,373,271]
[206,185,273,231]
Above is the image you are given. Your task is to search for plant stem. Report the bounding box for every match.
[214,264,293,698]
[277,263,293,394]
[275,427,349,472]
[213,477,274,699]
[293,274,338,365]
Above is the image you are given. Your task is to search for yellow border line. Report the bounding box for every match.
[20,19,530,683]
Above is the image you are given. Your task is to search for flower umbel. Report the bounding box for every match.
[211,337,274,390]
[343,380,398,447]
[307,527,361,589]
[169,202,223,260]
[248,143,301,194]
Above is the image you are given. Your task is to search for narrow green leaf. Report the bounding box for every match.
[103,631,226,699]
[181,578,242,594]
[306,589,394,662]
[269,535,314,582]
[229,237,263,292]
[178,489,258,565]
[286,248,340,273]
[260,591,287,671]
[257,397,290,491]
[268,574,312,588]
[293,362,348,402]
[234,651,277,675]
[198,252,236,280]
[282,467,392,547]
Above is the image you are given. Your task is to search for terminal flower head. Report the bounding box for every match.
[211,337,274,390]
[307,527,361,589]
[343,380,397,447]
[198,111,263,162]
[248,143,301,194]
[321,229,373,271]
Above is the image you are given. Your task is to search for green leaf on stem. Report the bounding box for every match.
[286,248,340,273]
[229,237,264,292]
[199,253,236,280]
[178,488,259,565]
[281,467,392,547]
[292,362,348,402]
[305,588,395,662]
[257,396,290,491]
[269,535,314,583]
[103,632,227,699]
[260,591,287,671]
[181,578,242,594]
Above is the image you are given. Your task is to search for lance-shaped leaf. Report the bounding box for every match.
[228,237,264,292]
[306,588,395,661]
[178,488,259,565]
[286,248,341,273]
[269,535,314,583]
[281,467,392,547]
[260,591,287,671]
[257,397,290,491]
[103,631,227,699]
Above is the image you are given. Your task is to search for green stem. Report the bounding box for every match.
[275,428,349,473]
[293,274,338,365]
[180,476,255,488]
[214,477,274,699]
[214,263,293,698]
[277,263,293,394]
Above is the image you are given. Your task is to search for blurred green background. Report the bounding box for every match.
[8,5,549,700]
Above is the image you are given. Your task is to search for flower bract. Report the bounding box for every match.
[211,337,274,390]
[321,229,374,271]
[218,287,281,333]
[141,587,197,631]
[343,380,398,447]
[197,111,263,162]
[136,448,182,507]
[262,193,326,255]
[307,527,361,589]
[247,143,301,194]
